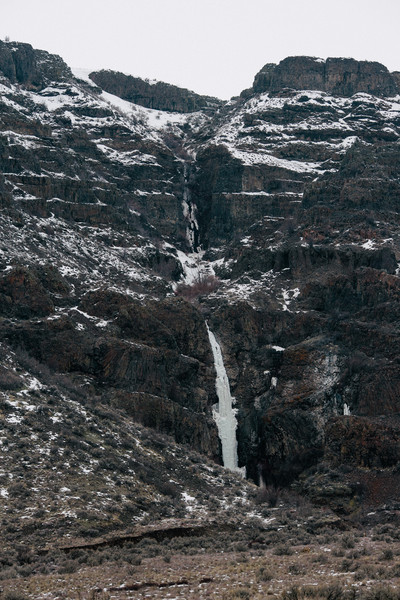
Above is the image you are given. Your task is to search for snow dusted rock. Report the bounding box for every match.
[191,81,400,247]
[0,40,72,88]
[1,41,400,515]
[90,69,222,113]
[303,141,400,212]
[252,56,399,98]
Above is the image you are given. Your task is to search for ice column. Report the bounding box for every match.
[206,325,245,476]
[182,163,200,252]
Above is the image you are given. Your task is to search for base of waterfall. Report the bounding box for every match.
[213,405,246,477]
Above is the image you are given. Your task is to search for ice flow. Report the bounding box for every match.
[207,325,245,476]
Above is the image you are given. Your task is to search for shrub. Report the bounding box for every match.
[255,485,281,507]
[175,274,220,300]
[0,367,21,390]
[363,588,400,600]
[289,563,306,575]
[222,590,250,600]
[282,586,346,600]
[381,549,394,561]
[3,593,29,600]
[156,480,180,498]
[8,482,31,498]
[341,534,356,549]
[0,568,18,581]
[59,559,79,574]
[256,566,273,581]
[341,559,354,572]
[274,544,294,556]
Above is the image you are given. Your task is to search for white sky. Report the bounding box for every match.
[1,0,400,100]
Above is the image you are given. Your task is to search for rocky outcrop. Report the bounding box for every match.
[0,40,72,88]
[194,71,400,248]
[0,86,188,240]
[300,267,400,314]
[0,266,55,318]
[34,48,74,83]
[1,285,219,457]
[227,244,397,282]
[79,291,212,363]
[110,390,220,459]
[326,416,400,468]
[193,145,305,246]
[89,70,221,112]
[303,140,400,212]
[252,57,399,97]
[194,145,244,245]
[205,232,400,485]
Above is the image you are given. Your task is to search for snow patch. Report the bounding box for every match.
[362,239,376,249]
[181,492,197,512]
[71,67,97,87]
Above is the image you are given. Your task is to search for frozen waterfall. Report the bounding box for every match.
[207,325,245,476]
[182,163,200,252]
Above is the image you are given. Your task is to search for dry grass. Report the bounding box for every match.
[2,521,400,600]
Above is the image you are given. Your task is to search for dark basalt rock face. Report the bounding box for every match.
[303,141,400,212]
[1,281,220,459]
[326,416,400,469]
[89,69,221,113]
[252,56,399,97]
[193,144,307,246]
[0,266,54,318]
[0,40,72,88]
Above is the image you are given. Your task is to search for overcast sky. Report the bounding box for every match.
[1,0,400,99]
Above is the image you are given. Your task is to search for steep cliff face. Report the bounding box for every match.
[252,56,399,98]
[0,40,72,88]
[1,44,400,517]
[186,56,400,495]
[193,79,400,247]
[89,69,221,113]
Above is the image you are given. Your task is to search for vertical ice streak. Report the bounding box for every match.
[206,324,245,476]
[182,162,200,252]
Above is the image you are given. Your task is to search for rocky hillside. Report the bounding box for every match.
[1,40,400,566]
[89,69,222,113]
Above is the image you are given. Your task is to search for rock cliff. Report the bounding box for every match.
[0,43,400,520]
[89,69,221,113]
[0,40,72,88]
[251,56,399,97]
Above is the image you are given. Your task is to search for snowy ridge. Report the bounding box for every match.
[203,89,400,180]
